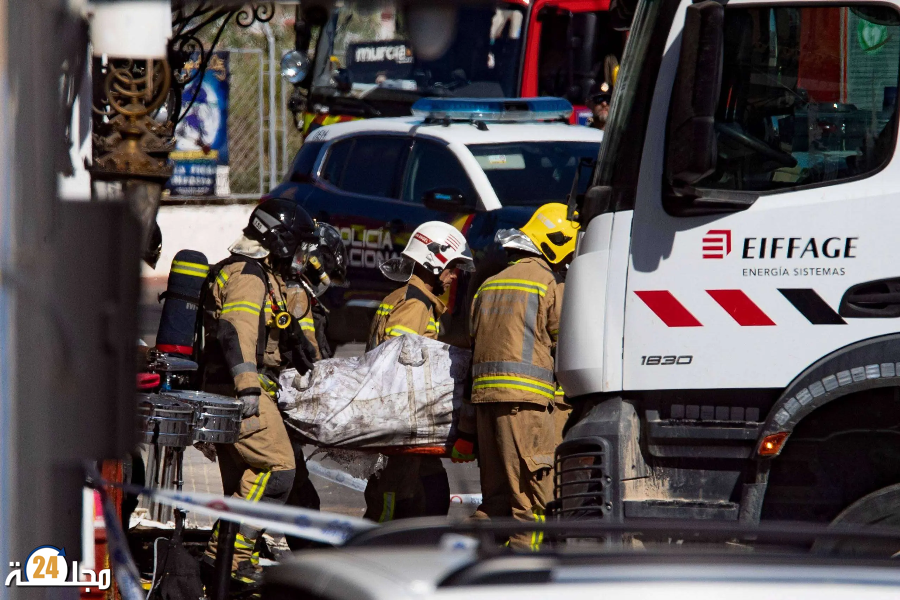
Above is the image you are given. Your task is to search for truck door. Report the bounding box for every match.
[624,2,900,391]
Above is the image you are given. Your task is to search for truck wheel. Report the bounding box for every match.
[811,483,900,557]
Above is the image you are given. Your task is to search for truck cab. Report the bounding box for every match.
[557,0,900,528]
[291,0,627,134]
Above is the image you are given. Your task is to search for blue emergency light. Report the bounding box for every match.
[411,97,573,123]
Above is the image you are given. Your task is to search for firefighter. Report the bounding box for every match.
[588,82,612,131]
[588,54,618,131]
[468,202,578,550]
[282,222,349,551]
[199,198,319,586]
[364,221,475,522]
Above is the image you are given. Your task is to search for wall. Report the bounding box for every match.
[142,203,255,296]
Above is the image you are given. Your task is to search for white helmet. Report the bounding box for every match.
[380,221,475,282]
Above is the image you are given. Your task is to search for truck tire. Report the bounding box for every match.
[811,483,900,557]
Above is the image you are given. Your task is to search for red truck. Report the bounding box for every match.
[289,0,626,134]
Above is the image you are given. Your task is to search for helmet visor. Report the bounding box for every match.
[317,223,349,286]
[379,256,414,282]
[449,247,475,272]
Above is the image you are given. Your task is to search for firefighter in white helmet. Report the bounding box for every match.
[364,221,475,522]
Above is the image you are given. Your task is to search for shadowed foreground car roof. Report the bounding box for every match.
[264,545,900,600]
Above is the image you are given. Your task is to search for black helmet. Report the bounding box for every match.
[245,198,317,259]
[306,223,348,290]
[143,222,163,269]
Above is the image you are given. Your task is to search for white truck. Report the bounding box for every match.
[556,0,900,529]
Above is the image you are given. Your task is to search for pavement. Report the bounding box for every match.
[138,304,482,530]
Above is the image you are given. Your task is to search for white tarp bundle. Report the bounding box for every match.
[279,334,472,449]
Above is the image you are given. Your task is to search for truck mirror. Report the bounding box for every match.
[565,157,597,220]
[423,188,474,213]
[665,0,724,188]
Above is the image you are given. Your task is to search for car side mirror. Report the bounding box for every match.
[665,1,724,188]
[423,188,474,212]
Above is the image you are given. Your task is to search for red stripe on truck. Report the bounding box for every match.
[707,289,776,326]
[634,291,703,327]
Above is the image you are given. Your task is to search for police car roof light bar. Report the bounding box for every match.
[411,97,573,124]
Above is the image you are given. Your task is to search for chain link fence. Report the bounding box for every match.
[226,48,266,196]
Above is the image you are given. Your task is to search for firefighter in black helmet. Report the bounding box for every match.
[199,198,320,587]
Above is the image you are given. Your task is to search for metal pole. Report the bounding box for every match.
[264,24,277,191]
[257,50,265,196]
[174,447,185,531]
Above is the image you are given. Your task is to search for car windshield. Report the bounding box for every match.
[467,141,601,206]
[314,2,525,98]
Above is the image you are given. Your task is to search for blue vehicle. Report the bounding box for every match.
[267,98,603,344]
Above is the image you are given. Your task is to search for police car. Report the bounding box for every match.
[268,97,603,343]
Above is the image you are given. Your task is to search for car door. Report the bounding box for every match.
[300,134,419,308]
[624,2,900,392]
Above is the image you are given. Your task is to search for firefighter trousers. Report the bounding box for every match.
[471,402,557,550]
[364,456,449,522]
[205,393,295,572]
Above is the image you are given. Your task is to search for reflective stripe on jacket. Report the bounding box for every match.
[470,257,563,406]
[367,274,446,351]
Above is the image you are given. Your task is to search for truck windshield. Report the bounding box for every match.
[467,141,601,206]
[313,2,525,98]
[590,0,664,193]
[535,8,626,106]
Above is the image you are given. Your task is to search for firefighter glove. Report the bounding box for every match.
[238,391,260,418]
[451,433,476,463]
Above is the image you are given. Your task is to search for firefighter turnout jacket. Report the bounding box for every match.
[469,257,563,406]
[202,256,319,392]
[367,274,446,351]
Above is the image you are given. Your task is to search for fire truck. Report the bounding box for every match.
[287,0,627,134]
[555,0,900,532]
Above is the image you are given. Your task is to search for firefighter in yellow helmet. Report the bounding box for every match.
[467,202,578,550]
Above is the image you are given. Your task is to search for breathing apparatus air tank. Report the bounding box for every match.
[155,250,210,357]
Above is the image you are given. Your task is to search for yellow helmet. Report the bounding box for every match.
[520,203,580,264]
